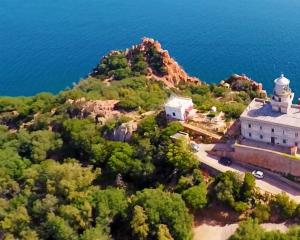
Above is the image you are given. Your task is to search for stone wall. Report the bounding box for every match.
[225,144,300,177]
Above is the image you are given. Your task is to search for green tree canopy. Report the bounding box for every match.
[131,188,193,240]
[130,205,149,240]
[182,183,207,210]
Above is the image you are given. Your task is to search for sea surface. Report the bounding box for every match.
[1,0,300,98]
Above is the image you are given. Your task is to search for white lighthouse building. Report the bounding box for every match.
[270,74,294,113]
[240,74,300,148]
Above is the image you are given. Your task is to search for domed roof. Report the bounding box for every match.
[274,74,290,85]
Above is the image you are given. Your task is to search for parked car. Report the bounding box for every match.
[219,157,232,166]
[252,170,264,179]
[191,143,201,152]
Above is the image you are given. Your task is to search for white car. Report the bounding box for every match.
[191,143,201,152]
[252,170,264,179]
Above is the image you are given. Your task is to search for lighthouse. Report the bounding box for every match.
[271,74,294,114]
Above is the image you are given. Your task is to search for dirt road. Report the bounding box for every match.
[193,223,288,240]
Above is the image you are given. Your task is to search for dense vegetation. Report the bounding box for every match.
[230,218,300,240]
[0,43,298,239]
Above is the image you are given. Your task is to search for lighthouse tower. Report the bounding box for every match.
[271,74,294,113]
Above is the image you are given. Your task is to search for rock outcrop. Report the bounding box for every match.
[224,74,263,91]
[66,98,120,121]
[128,38,201,87]
[224,74,267,98]
[93,37,201,88]
[105,120,138,142]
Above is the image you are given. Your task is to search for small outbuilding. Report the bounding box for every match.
[165,95,195,121]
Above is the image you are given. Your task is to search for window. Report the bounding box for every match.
[279,97,281,102]
[249,133,252,137]
[248,124,251,128]
[296,133,299,137]
[172,112,176,117]
[295,142,298,147]
[260,126,262,130]
[260,135,263,139]
[283,139,287,144]
[271,128,274,133]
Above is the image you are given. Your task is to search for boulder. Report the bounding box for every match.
[109,121,138,142]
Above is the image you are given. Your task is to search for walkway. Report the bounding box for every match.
[181,122,222,140]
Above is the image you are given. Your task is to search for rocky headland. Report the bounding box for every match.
[91,37,201,88]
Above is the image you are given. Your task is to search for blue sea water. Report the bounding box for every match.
[1,0,300,98]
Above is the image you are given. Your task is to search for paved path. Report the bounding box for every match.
[196,144,300,203]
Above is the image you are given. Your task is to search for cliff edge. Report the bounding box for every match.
[91,37,201,87]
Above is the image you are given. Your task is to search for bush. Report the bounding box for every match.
[131,188,193,240]
[233,201,249,213]
[252,204,270,222]
[182,183,207,210]
[272,193,297,219]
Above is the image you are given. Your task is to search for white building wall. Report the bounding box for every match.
[241,119,300,147]
[165,106,185,120]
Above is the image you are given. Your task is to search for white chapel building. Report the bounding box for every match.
[240,74,300,147]
[165,95,195,121]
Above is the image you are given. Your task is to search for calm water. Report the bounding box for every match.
[1,0,300,98]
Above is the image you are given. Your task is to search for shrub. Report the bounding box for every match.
[182,183,208,210]
[272,193,297,219]
[252,204,270,222]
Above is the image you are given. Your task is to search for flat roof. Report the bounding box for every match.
[240,98,300,129]
[165,95,192,108]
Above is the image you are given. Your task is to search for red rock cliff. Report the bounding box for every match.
[128,38,201,87]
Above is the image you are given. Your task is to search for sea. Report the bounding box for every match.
[1,0,300,98]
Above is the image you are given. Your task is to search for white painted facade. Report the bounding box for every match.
[240,75,300,148]
[241,119,300,147]
[165,95,194,121]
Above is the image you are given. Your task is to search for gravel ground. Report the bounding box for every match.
[193,223,288,240]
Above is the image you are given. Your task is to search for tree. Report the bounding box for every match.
[252,204,270,222]
[230,218,264,240]
[113,68,131,80]
[157,224,174,240]
[29,130,63,162]
[132,188,193,240]
[59,203,93,231]
[166,140,199,173]
[214,171,244,209]
[23,160,100,200]
[0,148,30,179]
[0,207,30,237]
[107,142,142,178]
[31,194,58,220]
[131,206,149,240]
[90,142,110,165]
[272,193,297,219]
[182,183,207,210]
[79,226,111,240]
[92,188,128,226]
[160,122,184,140]
[241,173,255,201]
[132,61,148,75]
[44,213,76,240]
[137,115,159,138]
[62,119,101,158]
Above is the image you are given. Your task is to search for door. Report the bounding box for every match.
[271,137,275,144]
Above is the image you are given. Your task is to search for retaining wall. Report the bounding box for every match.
[214,143,300,177]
